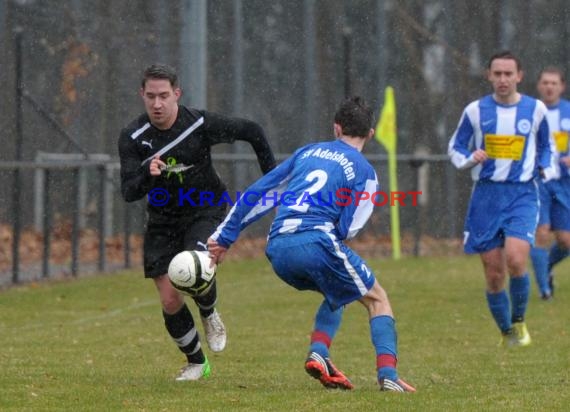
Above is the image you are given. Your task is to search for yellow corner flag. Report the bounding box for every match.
[375,87,401,260]
[375,86,397,153]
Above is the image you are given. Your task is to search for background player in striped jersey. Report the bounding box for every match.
[530,67,570,300]
[208,97,416,392]
[448,51,557,347]
[118,64,275,381]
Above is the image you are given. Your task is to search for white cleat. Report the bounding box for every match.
[175,358,211,381]
[201,310,227,352]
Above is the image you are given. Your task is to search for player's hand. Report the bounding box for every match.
[207,237,227,266]
[471,149,488,164]
[149,155,166,176]
[561,156,570,167]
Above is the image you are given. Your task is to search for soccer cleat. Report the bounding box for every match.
[304,352,354,390]
[499,322,532,347]
[541,292,553,301]
[175,357,211,381]
[201,310,227,352]
[379,377,416,393]
[512,322,532,346]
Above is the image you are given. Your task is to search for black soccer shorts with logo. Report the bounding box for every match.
[143,206,226,278]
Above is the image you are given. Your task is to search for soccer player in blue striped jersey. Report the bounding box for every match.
[448,51,558,347]
[530,67,570,300]
[208,97,415,392]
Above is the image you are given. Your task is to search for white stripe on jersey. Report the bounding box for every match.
[141,117,204,165]
[545,108,561,135]
[545,107,562,177]
[130,122,151,139]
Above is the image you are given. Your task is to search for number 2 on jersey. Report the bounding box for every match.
[288,169,328,212]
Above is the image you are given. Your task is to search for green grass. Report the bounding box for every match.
[1,255,569,411]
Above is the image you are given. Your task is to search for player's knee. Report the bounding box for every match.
[506,255,527,275]
[160,287,185,314]
[485,275,505,292]
[162,296,185,314]
[483,268,506,291]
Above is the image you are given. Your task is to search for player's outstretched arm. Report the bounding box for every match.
[207,238,227,266]
[202,112,276,174]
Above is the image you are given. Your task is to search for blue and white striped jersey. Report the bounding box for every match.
[212,139,378,248]
[448,94,557,182]
[545,98,570,178]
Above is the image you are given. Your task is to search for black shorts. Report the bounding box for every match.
[143,207,226,278]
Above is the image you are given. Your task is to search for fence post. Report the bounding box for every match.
[71,168,81,277]
[12,27,24,284]
[42,169,51,278]
[97,165,106,272]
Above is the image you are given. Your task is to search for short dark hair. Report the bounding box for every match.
[141,64,178,88]
[334,96,374,138]
[538,66,566,83]
[487,50,522,71]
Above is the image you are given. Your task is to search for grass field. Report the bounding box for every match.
[1,255,569,411]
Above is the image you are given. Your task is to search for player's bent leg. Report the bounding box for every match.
[505,238,531,331]
[200,309,226,352]
[194,280,227,352]
[480,248,508,293]
[480,247,516,340]
[304,303,351,389]
[530,224,552,299]
[309,302,343,357]
[360,281,415,393]
[155,276,211,379]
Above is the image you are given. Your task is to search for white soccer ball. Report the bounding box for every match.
[168,250,216,297]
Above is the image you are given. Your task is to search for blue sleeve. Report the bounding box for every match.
[448,112,477,169]
[211,154,297,248]
[537,115,560,181]
[536,116,553,169]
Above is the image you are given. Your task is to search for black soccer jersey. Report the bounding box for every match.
[118,105,276,220]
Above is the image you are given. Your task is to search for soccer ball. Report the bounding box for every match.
[168,250,216,297]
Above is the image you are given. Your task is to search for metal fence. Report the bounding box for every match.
[0,153,466,287]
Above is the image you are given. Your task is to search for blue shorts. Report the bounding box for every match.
[265,231,376,310]
[464,180,539,254]
[538,177,570,231]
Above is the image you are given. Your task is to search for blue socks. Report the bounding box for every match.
[309,301,343,357]
[486,273,530,333]
[509,274,530,323]
[530,247,550,295]
[486,290,511,333]
[548,243,570,272]
[370,315,398,381]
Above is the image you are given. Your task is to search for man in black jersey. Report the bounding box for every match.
[118,64,276,381]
